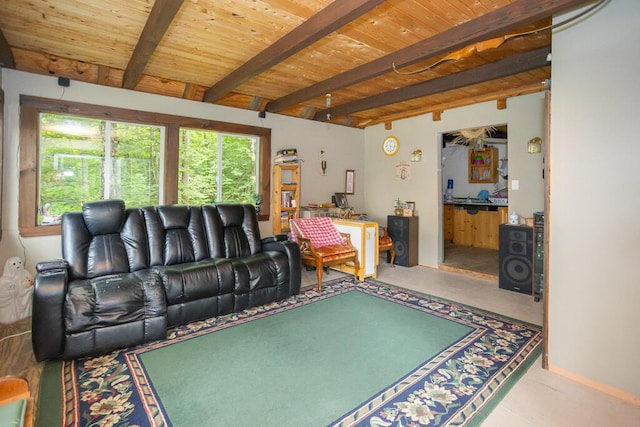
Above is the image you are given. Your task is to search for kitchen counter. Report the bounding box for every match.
[443,203,508,249]
[444,197,508,210]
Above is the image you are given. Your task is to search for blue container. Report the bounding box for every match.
[447,179,454,189]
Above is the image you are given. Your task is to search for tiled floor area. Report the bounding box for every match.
[302,263,640,426]
[442,242,499,277]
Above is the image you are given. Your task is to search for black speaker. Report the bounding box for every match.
[499,224,533,295]
[387,215,419,267]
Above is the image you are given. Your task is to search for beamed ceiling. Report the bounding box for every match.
[0,0,596,128]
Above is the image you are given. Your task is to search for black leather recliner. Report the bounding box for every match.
[32,200,301,361]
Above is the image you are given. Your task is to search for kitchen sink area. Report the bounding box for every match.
[447,196,508,209]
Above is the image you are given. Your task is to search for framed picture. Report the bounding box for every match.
[334,192,349,208]
[345,170,355,194]
[405,201,415,211]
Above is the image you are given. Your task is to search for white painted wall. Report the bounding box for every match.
[0,69,364,271]
[549,0,640,399]
[442,141,508,198]
[363,93,545,267]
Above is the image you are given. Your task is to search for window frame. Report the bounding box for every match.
[19,95,271,237]
[177,128,261,205]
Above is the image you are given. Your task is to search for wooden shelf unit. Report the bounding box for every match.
[272,163,300,234]
[468,147,498,183]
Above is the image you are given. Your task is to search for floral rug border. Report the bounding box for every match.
[58,278,542,426]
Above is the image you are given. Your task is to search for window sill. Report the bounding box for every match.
[19,224,61,238]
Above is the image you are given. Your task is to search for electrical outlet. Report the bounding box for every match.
[511,180,519,190]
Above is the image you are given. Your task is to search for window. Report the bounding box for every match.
[38,114,164,224]
[19,96,271,237]
[178,129,259,205]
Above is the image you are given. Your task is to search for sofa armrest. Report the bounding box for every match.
[262,237,299,257]
[262,238,301,295]
[261,234,288,244]
[35,259,69,273]
[32,264,69,362]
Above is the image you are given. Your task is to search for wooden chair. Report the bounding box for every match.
[290,217,359,292]
[379,226,395,267]
[0,377,33,427]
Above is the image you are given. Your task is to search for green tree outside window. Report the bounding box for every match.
[178,129,258,205]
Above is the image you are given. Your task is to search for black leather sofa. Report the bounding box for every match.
[32,200,301,361]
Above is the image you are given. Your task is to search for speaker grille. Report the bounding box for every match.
[499,225,533,295]
[387,215,418,267]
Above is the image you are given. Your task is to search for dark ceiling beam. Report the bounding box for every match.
[266,0,595,113]
[0,27,16,68]
[203,0,385,103]
[122,0,185,89]
[313,47,550,121]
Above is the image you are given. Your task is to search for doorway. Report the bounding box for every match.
[439,125,508,279]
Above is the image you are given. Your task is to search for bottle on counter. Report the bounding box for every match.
[445,179,453,202]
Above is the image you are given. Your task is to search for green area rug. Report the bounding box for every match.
[37,278,542,426]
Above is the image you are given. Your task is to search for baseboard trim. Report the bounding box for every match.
[548,362,640,406]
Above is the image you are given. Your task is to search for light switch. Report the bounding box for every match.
[511,180,519,190]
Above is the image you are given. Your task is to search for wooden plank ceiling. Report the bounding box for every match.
[0,0,596,128]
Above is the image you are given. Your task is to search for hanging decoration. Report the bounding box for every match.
[395,161,411,181]
[450,126,496,151]
[325,93,331,121]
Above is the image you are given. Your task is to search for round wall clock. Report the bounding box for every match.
[382,136,399,156]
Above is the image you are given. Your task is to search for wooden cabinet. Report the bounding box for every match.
[443,204,454,243]
[272,164,300,234]
[452,206,507,249]
[468,147,498,183]
[332,219,379,280]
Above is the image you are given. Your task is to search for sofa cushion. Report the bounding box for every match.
[65,271,166,333]
[62,200,150,280]
[82,199,125,236]
[290,217,346,248]
[143,205,209,266]
[230,252,290,312]
[151,259,236,326]
[204,204,262,258]
[151,259,235,306]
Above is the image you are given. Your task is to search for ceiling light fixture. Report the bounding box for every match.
[325,93,331,121]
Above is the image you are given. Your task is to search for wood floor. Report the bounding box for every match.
[0,317,42,413]
[1,263,638,425]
